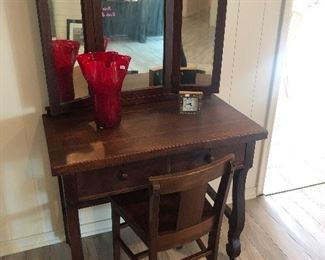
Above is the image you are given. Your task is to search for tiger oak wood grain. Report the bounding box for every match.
[43,95,267,176]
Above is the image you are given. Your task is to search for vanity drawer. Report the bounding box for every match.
[76,157,168,201]
[169,143,246,172]
[76,144,246,201]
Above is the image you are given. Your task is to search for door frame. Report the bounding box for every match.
[256,0,294,195]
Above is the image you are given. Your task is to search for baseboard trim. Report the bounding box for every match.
[0,187,256,257]
[0,219,112,257]
[245,186,257,200]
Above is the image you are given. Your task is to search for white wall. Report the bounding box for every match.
[0,0,110,256]
[50,0,82,39]
[219,0,283,196]
[210,0,219,27]
[0,0,283,256]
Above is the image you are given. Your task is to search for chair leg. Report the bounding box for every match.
[149,251,158,260]
[112,207,121,260]
[207,231,220,260]
[148,246,158,260]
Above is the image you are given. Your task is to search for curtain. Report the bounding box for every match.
[102,0,163,43]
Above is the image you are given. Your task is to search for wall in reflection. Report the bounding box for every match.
[102,0,164,91]
[49,1,81,40]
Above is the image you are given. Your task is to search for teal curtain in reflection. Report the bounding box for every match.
[102,0,163,43]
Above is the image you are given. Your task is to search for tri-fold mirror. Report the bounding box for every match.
[36,0,227,115]
[101,0,165,90]
[181,0,221,87]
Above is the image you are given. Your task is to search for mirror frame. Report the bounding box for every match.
[36,0,228,116]
[36,0,98,115]
[174,0,228,94]
[91,0,177,99]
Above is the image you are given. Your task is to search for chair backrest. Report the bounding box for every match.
[148,154,235,251]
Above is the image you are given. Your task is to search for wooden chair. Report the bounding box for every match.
[110,154,235,260]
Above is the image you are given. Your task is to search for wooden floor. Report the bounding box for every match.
[2,184,324,260]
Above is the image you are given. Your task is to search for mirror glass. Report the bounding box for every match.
[101,0,165,91]
[180,0,218,86]
[49,0,88,103]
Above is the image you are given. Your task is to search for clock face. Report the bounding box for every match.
[182,97,199,112]
[179,91,202,114]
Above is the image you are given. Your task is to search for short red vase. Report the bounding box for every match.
[77,51,131,128]
[52,40,80,102]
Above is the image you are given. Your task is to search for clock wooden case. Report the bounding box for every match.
[179,91,203,114]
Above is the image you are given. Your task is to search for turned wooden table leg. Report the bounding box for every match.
[226,168,248,259]
[226,141,256,259]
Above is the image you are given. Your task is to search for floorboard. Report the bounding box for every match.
[2,185,324,260]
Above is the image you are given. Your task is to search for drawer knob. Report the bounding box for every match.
[118,172,129,181]
[204,154,215,163]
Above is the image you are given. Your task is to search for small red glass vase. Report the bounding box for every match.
[52,40,80,102]
[77,51,131,128]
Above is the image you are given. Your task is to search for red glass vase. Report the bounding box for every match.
[52,40,80,102]
[77,51,131,128]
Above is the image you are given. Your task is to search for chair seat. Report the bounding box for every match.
[110,188,215,243]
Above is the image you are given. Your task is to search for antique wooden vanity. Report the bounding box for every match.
[36,0,267,259]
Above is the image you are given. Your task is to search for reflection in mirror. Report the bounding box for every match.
[181,0,218,86]
[101,0,164,91]
[48,0,88,102]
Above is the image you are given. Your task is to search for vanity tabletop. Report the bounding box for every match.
[42,95,268,176]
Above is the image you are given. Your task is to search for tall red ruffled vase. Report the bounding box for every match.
[77,51,131,128]
[52,40,80,102]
